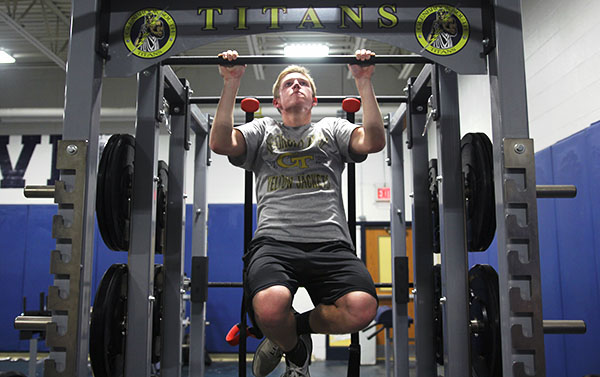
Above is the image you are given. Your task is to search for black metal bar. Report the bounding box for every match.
[208,282,244,288]
[345,106,360,377]
[375,282,414,288]
[164,55,430,66]
[412,64,433,102]
[162,65,187,107]
[190,95,406,105]
[239,107,256,377]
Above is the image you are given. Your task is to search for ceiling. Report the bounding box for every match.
[0,1,419,79]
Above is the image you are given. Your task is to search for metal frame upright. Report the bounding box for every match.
[488,1,546,375]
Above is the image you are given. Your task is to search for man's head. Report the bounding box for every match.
[272,65,317,113]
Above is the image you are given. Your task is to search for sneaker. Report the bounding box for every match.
[281,334,312,377]
[253,337,284,377]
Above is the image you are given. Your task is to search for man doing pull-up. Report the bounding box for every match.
[210,49,385,377]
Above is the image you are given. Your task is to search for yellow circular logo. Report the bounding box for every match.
[124,9,176,59]
[415,5,470,56]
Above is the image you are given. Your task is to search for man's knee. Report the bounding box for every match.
[252,285,293,327]
[339,292,378,330]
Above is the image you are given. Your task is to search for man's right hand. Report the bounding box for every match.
[218,50,246,80]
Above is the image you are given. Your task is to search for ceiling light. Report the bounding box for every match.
[0,50,15,64]
[284,44,329,57]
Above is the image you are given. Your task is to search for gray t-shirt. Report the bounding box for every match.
[229,117,366,244]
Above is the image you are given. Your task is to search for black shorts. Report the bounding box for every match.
[244,236,378,306]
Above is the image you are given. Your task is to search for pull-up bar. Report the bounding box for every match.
[190,95,407,104]
[163,54,429,66]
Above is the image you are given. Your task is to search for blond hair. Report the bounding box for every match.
[272,65,317,99]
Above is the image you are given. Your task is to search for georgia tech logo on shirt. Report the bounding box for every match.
[124,9,177,59]
[276,153,314,169]
[415,5,469,56]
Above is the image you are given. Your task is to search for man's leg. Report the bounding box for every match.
[252,285,312,377]
[252,285,297,351]
[308,291,378,334]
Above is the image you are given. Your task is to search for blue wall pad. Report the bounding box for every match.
[204,203,260,353]
[0,206,28,351]
[551,126,600,377]
[535,147,566,376]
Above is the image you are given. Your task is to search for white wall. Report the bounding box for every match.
[457,0,600,151]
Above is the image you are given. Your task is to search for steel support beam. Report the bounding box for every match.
[408,78,437,377]
[43,0,103,374]
[188,121,209,377]
[389,105,410,377]
[161,84,190,377]
[435,65,470,376]
[488,1,546,376]
[125,65,162,377]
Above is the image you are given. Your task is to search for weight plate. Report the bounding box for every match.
[90,264,128,377]
[469,264,502,377]
[152,264,164,364]
[106,135,135,251]
[429,159,441,254]
[97,135,120,251]
[461,133,496,251]
[433,264,444,365]
[155,161,169,254]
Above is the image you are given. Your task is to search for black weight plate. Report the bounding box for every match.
[155,161,169,254]
[433,264,444,365]
[97,135,120,251]
[90,264,128,377]
[461,133,496,251]
[152,264,164,364]
[429,159,441,254]
[469,264,502,377]
[106,135,135,251]
[102,136,122,251]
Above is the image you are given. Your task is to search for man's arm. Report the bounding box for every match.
[209,50,248,157]
[347,49,386,155]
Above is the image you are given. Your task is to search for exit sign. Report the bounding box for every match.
[377,187,391,202]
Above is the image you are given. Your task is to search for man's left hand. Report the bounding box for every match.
[348,49,376,80]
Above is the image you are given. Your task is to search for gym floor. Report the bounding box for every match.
[0,354,419,377]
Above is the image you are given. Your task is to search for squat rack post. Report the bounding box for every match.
[189,111,210,377]
[161,79,192,377]
[434,65,471,377]
[125,64,163,377]
[489,0,546,376]
[45,0,104,375]
[407,68,437,377]
[388,103,411,377]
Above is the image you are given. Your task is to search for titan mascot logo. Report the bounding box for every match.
[415,5,470,56]
[124,9,177,59]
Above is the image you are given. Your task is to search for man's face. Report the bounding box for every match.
[273,72,316,113]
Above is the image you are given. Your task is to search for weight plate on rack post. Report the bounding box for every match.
[107,135,135,251]
[461,133,496,251]
[433,264,444,365]
[429,159,441,254]
[469,264,502,377]
[97,135,120,251]
[96,134,135,251]
[155,161,169,254]
[152,264,164,364]
[90,264,128,377]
